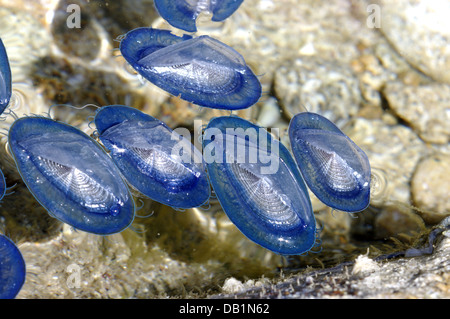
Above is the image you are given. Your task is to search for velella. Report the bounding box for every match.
[94,105,210,209]
[0,234,26,299]
[288,112,371,213]
[154,0,244,32]
[120,28,261,110]
[0,38,11,115]
[0,168,6,201]
[8,116,135,235]
[119,27,193,65]
[203,116,316,255]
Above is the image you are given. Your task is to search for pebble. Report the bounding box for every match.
[376,0,450,84]
[274,56,361,127]
[374,205,425,240]
[344,118,425,206]
[222,278,245,294]
[51,0,104,61]
[383,82,450,144]
[352,255,380,278]
[411,154,450,224]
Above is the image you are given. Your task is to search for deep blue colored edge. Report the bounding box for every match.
[203,115,316,255]
[0,38,12,115]
[8,116,135,235]
[0,234,26,299]
[288,112,371,212]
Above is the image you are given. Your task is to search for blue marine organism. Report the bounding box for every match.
[288,112,371,213]
[94,105,210,209]
[0,168,6,201]
[0,234,26,299]
[154,0,244,32]
[203,116,316,255]
[119,27,193,61]
[0,38,11,115]
[8,117,135,235]
[120,28,261,110]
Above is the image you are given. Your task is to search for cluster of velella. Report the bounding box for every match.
[0,1,371,298]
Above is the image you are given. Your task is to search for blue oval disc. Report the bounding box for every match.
[289,112,371,212]
[0,38,11,115]
[0,234,26,299]
[154,0,244,32]
[94,105,210,208]
[8,117,135,235]
[203,116,316,255]
[120,28,261,110]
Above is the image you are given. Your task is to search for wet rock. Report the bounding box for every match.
[383,81,450,144]
[351,255,380,278]
[51,0,159,60]
[274,56,361,126]
[374,205,425,240]
[210,0,387,119]
[0,7,52,178]
[51,0,103,61]
[411,154,450,224]
[377,0,450,84]
[353,52,393,110]
[352,41,428,112]
[212,235,450,298]
[16,212,279,298]
[95,0,159,38]
[344,118,425,206]
[0,7,50,79]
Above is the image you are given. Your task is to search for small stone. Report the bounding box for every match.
[51,0,102,61]
[344,118,425,206]
[383,82,450,144]
[222,277,245,294]
[374,205,425,240]
[377,0,450,84]
[274,56,361,127]
[411,154,450,224]
[352,255,380,277]
[256,97,281,128]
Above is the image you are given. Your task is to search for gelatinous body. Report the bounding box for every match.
[120,28,193,66]
[8,117,135,235]
[0,234,26,299]
[203,116,316,255]
[0,38,11,115]
[154,0,244,32]
[0,168,5,201]
[120,28,261,110]
[289,112,371,212]
[94,105,210,208]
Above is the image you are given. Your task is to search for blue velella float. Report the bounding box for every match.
[154,0,244,32]
[203,116,316,255]
[120,28,261,110]
[8,116,135,235]
[94,105,210,209]
[0,38,11,115]
[289,112,371,213]
[0,234,26,299]
[0,168,6,201]
[119,27,193,61]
